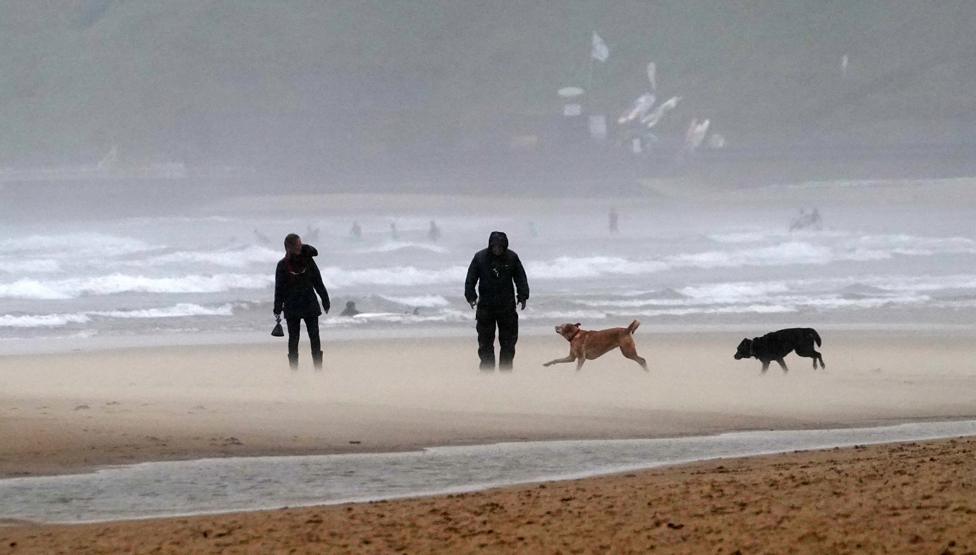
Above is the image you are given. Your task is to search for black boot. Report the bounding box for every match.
[312,350,323,370]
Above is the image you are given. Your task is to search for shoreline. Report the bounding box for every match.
[2,419,975,526]
[0,410,976,482]
[2,437,974,553]
[3,413,976,482]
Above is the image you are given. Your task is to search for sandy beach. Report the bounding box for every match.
[1,437,973,553]
[1,329,975,552]
[2,329,975,479]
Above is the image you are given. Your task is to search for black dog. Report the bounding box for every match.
[734,328,824,373]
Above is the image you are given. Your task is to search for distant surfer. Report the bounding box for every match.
[428,220,442,242]
[340,301,360,317]
[609,207,619,234]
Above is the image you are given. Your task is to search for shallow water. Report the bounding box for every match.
[2,419,974,524]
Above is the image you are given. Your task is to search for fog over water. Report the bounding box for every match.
[0,3,974,355]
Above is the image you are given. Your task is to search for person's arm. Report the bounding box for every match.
[310,261,330,313]
[464,254,479,307]
[513,253,529,307]
[273,261,286,315]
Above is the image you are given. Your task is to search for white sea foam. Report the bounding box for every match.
[519,236,960,280]
[859,274,976,293]
[324,310,469,325]
[0,233,153,257]
[0,273,272,299]
[357,241,449,254]
[851,234,976,256]
[526,257,669,279]
[0,303,237,328]
[525,304,797,321]
[322,266,466,288]
[0,313,91,328]
[378,295,451,307]
[91,303,237,319]
[679,282,792,303]
[668,241,883,269]
[703,232,976,263]
[707,229,847,244]
[132,246,282,268]
[0,258,62,274]
[0,279,73,300]
[790,295,930,309]
[572,298,693,308]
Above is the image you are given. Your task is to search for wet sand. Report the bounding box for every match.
[1,329,975,478]
[1,437,974,553]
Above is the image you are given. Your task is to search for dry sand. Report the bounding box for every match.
[1,330,976,552]
[2,437,974,553]
[1,329,975,477]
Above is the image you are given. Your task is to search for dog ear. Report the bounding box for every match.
[574,322,581,328]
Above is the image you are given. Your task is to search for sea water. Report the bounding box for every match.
[3,179,976,349]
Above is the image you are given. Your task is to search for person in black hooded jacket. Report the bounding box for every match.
[274,233,330,369]
[465,231,529,370]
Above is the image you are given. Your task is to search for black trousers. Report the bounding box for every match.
[476,308,518,370]
[286,315,322,368]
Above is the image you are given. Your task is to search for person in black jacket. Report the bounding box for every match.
[274,233,330,369]
[465,231,529,370]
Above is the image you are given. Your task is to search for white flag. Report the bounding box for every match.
[684,118,710,150]
[591,32,609,62]
[641,95,681,128]
[617,93,656,124]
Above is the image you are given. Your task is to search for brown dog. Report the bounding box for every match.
[544,320,648,371]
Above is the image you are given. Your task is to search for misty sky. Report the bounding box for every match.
[1,1,975,188]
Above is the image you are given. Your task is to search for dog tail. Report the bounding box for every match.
[810,328,822,347]
[627,320,640,334]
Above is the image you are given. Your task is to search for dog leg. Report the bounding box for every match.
[776,358,789,373]
[543,355,576,367]
[576,358,585,371]
[794,348,821,370]
[760,360,771,373]
[817,352,826,369]
[619,344,648,371]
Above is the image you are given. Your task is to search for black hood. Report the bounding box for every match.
[287,244,318,267]
[488,231,508,251]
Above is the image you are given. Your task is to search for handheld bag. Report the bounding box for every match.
[271,315,284,337]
